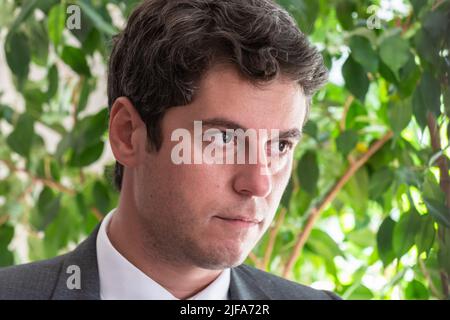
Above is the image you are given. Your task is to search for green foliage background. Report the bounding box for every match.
[0,0,449,299]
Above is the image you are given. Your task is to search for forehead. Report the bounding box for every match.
[202,65,305,129]
[166,64,307,132]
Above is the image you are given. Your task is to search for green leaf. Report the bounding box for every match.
[280,177,293,209]
[280,0,320,34]
[47,3,66,48]
[0,0,16,28]
[75,192,89,219]
[61,46,91,76]
[393,210,422,257]
[424,198,450,228]
[31,187,62,231]
[0,224,14,249]
[44,194,84,252]
[413,72,441,125]
[322,50,332,70]
[297,150,319,194]
[93,181,111,215]
[443,86,450,118]
[77,78,94,116]
[0,104,14,123]
[47,64,58,99]
[6,113,35,159]
[78,0,118,36]
[8,0,38,32]
[336,130,358,156]
[291,187,313,217]
[36,157,61,182]
[5,30,31,88]
[306,229,344,262]
[422,172,445,203]
[379,59,399,85]
[336,0,356,30]
[369,167,394,200]
[24,81,46,116]
[377,216,396,266]
[423,10,448,41]
[411,0,427,16]
[26,17,49,66]
[0,250,14,267]
[415,29,440,67]
[345,99,368,131]
[379,35,410,78]
[349,36,378,73]
[82,28,101,55]
[395,167,421,188]
[0,180,11,196]
[54,131,72,162]
[388,99,412,135]
[342,56,369,102]
[412,90,427,130]
[405,280,429,299]
[347,227,375,248]
[340,168,369,220]
[398,55,420,98]
[438,228,450,274]
[302,120,318,140]
[346,285,374,300]
[70,109,108,154]
[415,214,435,255]
[69,4,94,43]
[68,141,104,167]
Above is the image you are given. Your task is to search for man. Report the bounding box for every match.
[0,0,340,300]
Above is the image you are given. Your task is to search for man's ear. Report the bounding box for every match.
[108,97,146,168]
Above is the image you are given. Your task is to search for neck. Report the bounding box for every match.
[107,203,223,299]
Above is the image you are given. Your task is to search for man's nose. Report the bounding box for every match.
[232,161,273,198]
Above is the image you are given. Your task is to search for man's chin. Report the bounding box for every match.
[195,250,250,270]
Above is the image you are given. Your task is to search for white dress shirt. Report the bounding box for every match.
[96,208,231,300]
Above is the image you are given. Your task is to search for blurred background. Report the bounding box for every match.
[0,0,449,300]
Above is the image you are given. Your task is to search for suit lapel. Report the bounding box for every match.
[229,266,271,299]
[51,222,271,300]
[51,224,102,300]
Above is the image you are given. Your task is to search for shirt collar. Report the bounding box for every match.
[96,208,230,300]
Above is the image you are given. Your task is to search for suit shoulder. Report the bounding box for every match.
[236,264,341,300]
[0,254,66,300]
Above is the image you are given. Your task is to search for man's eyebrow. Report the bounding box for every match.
[278,128,302,140]
[199,117,302,140]
[201,118,246,131]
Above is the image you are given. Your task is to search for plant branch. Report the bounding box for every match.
[282,130,394,278]
[248,251,261,268]
[91,207,104,222]
[432,0,445,11]
[427,112,450,299]
[418,258,443,298]
[427,113,450,206]
[0,214,10,227]
[71,76,84,128]
[0,159,75,195]
[339,95,354,132]
[263,207,287,271]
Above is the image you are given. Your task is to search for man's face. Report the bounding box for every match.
[133,64,307,270]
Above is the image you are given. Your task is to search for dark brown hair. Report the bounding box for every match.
[107,0,328,191]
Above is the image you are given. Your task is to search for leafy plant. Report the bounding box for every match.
[0,0,449,300]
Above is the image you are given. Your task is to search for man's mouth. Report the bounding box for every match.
[215,215,262,228]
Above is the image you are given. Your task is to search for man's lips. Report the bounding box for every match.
[214,215,262,227]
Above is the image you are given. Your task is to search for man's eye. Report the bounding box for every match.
[203,129,235,146]
[271,140,293,155]
[221,131,234,144]
[278,141,291,152]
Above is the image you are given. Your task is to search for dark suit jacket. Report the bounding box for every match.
[0,224,341,300]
